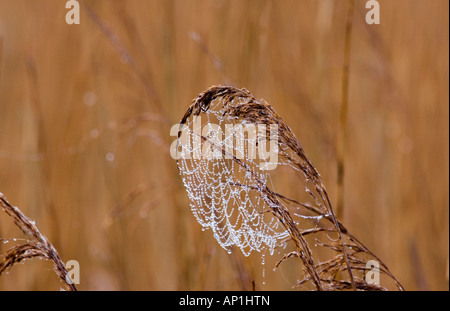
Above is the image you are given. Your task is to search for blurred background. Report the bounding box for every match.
[0,0,448,290]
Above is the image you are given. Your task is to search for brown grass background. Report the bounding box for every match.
[0,0,448,290]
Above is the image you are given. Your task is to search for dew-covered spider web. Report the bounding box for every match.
[175,98,290,256]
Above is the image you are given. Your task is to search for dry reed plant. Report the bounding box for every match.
[176,85,404,291]
[0,192,76,291]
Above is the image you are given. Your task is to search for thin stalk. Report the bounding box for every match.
[337,0,355,220]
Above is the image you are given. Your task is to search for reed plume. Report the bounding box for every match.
[176,85,404,291]
[0,192,76,291]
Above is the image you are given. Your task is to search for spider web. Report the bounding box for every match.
[176,98,290,256]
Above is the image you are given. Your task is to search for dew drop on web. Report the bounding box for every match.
[261,251,266,285]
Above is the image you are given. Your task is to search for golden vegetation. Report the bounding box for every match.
[0,0,448,290]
